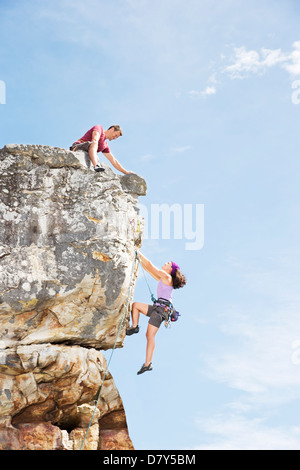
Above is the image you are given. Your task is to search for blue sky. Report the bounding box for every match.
[1,0,300,450]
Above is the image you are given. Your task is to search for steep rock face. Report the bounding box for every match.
[0,144,146,450]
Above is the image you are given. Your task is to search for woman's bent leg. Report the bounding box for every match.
[131,302,149,327]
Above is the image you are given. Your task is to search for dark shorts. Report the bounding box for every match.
[69,141,92,152]
[147,304,167,328]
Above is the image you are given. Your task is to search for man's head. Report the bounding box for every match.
[105,125,123,141]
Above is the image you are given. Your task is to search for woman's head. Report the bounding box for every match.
[162,261,186,289]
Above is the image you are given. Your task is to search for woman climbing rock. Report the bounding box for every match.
[126,251,186,375]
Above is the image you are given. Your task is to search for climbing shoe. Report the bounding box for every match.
[137,363,153,375]
[94,164,105,172]
[126,325,139,336]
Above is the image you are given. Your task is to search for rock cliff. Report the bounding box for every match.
[0,144,147,450]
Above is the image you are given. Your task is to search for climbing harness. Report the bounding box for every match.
[135,251,180,328]
[79,251,137,450]
[153,297,180,328]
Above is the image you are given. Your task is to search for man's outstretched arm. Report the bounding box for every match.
[104,152,132,174]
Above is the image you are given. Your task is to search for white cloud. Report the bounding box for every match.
[283,41,300,76]
[204,252,300,400]
[208,308,300,397]
[225,47,262,77]
[170,146,191,153]
[202,86,217,96]
[194,304,300,449]
[224,41,300,79]
[195,250,300,449]
[194,415,300,450]
[186,41,300,98]
[188,86,216,99]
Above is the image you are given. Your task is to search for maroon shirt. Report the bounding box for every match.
[76,125,110,153]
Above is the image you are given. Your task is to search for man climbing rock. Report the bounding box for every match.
[70,124,132,174]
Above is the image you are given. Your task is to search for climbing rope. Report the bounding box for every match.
[79,251,138,450]
[135,250,156,303]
